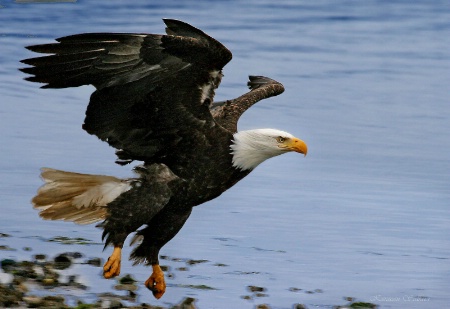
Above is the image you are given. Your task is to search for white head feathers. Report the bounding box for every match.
[230,128,299,171]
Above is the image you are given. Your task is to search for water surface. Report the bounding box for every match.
[1,1,449,308]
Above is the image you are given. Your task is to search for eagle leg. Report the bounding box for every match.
[103,245,122,278]
[145,264,166,299]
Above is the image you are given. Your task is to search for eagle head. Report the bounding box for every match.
[230,128,307,171]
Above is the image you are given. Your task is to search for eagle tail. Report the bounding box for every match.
[32,168,131,225]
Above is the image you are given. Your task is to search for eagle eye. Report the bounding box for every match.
[276,136,286,143]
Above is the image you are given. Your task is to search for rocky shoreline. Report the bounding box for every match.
[0,252,191,309]
[0,233,377,308]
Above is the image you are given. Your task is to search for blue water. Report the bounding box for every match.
[1,1,449,308]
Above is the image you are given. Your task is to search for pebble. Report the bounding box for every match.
[0,259,16,271]
[23,295,43,306]
[86,257,102,267]
[33,254,47,262]
[32,265,45,276]
[0,271,13,285]
[119,274,136,284]
[114,283,138,292]
[100,298,123,309]
[248,285,266,293]
[186,259,209,265]
[53,254,72,270]
[41,278,56,286]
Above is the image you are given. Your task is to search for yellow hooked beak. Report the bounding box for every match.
[281,137,308,156]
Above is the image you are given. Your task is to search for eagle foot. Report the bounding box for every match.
[145,264,166,299]
[103,246,122,279]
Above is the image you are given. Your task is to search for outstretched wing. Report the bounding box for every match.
[211,76,285,133]
[20,19,232,165]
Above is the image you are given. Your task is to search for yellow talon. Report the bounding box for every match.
[145,264,166,299]
[103,246,122,278]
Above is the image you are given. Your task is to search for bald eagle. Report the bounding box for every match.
[20,19,307,298]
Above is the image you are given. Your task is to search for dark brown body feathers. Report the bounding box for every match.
[22,19,284,265]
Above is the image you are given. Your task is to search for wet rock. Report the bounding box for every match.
[41,295,67,308]
[255,292,268,298]
[160,265,170,271]
[173,297,197,309]
[33,265,45,277]
[63,275,88,290]
[3,260,39,280]
[248,285,266,293]
[160,255,184,262]
[346,302,378,308]
[47,236,97,245]
[0,259,17,271]
[53,253,72,269]
[186,259,208,265]
[34,254,47,262]
[37,264,60,286]
[167,272,175,279]
[255,304,271,309]
[67,275,77,285]
[97,291,138,303]
[177,266,189,271]
[178,284,217,290]
[119,274,137,284]
[69,251,83,259]
[99,298,123,309]
[41,277,57,286]
[170,257,184,262]
[114,274,138,301]
[23,295,66,308]
[86,257,102,267]
[15,282,29,294]
[56,251,83,260]
[0,271,14,284]
[289,287,302,292]
[0,245,16,251]
[23,295,44,306]
[293,305,308,309]
[0,285,23,307]
[115,283,138,292]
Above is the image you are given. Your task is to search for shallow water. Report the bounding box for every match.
[1,1,449,308]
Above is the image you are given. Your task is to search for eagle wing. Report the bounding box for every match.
[210,76,285,133]
[20,19,232,165]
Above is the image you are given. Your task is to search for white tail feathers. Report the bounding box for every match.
[32,168,132,225]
